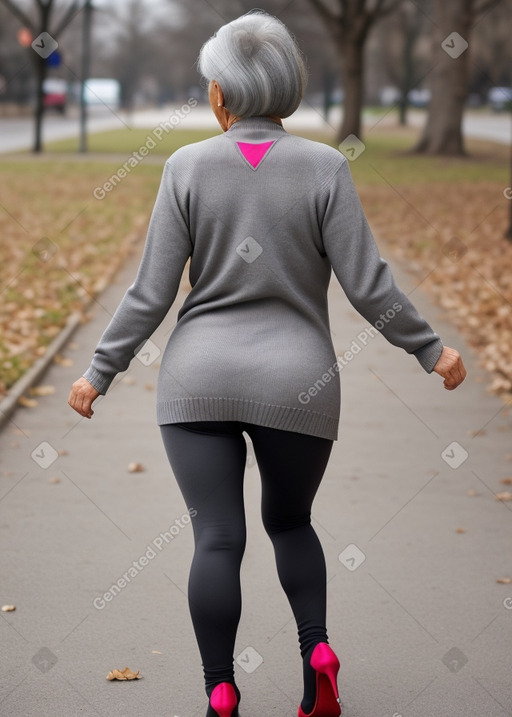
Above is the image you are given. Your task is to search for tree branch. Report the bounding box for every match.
[356,0,367,15]
[305,0,340,24]
[371,0,404,20]
[53,0,84,38]
[0,0,36,32]
[475,0,503,14]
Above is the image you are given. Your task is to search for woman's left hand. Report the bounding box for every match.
[433,346,467,390]
[68,377,100,418]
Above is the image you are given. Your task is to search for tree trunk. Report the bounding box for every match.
[32,0,53,154]
[506,112,512,240]
[398,63,409,126]
[322,66,336,123]
[338,38,365,142]
[33,53,47,153]
[414,0,473,155]
[398,8,419,126]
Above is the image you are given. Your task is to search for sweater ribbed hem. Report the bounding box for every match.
[157,397,339,441]
[82,366,115,395]
[412,338,444,373]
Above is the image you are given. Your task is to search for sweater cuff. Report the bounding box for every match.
[82,366,116,395]
[412,338,444,374]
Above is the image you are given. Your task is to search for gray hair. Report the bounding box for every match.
[198,10,308,119]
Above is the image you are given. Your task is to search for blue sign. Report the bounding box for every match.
[46,50,61,67]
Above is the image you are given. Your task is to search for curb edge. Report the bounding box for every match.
[0,311,83,432]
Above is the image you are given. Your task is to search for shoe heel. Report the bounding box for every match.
[209,682,238,717]
[310,643,341,708]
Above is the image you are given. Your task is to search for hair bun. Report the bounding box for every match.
[235,29,259,58]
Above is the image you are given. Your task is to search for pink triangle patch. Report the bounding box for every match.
[236,140,275,169]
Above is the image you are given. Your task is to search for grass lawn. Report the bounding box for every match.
[42,122,507,184]
[42,128,222,156]
[1,125,511,398]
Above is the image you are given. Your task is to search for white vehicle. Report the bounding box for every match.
[83,78,121,109]
[379,86,401,106]
[407,88,431,108]
[488,87,512,112]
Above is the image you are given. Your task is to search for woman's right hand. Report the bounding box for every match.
[433,346,466,390]
[68,377,100,418]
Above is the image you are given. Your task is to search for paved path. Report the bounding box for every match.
[1,104,510,153]
[0,106,131,153]
[1,219,511,716]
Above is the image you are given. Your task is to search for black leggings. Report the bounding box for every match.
[159,420,333,693]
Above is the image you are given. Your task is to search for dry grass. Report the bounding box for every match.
[352,133,511,399]
[0,159,164,394]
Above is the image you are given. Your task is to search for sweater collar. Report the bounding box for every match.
[225,116,287,141]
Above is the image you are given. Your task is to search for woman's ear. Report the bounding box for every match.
[214,81,225,108]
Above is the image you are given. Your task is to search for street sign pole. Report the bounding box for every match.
[79,0,92,153]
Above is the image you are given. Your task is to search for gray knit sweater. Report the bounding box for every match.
[82,116,443,440]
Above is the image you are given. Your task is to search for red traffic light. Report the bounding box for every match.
[17,28,33,47]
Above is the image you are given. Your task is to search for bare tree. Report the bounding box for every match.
[467,0,512,97]
[0,4,32,107]
[414,0,502,155]
[305,0,403,141]
[0,0,84,152]
[377,2,428,125]
[103,0,159,110]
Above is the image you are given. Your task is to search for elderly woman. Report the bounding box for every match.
[69,10,466,717]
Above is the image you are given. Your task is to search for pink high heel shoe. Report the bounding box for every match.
[207,682,239,717]
[298,643,342,717]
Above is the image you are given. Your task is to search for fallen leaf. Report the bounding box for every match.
[29,384,55,396]
[121,376,136,385]
[468,429,486,437]
[106,667,140,681]
[128,462,145,473]
[144,384,154,391]
[455,527,466,533]
[500,478,512,485]
[466,489,479,497]
[49,476,60,484]
[53,354,74,367]
[58,449,68,456]
[495,491,512,501]
[18,396,38,408]
[1,605,16,612]
[496,577,512,584]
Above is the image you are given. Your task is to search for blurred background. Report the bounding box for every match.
[1,0,512,148]
[0,0,511,411]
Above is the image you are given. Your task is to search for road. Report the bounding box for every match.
[1,103,510,153]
